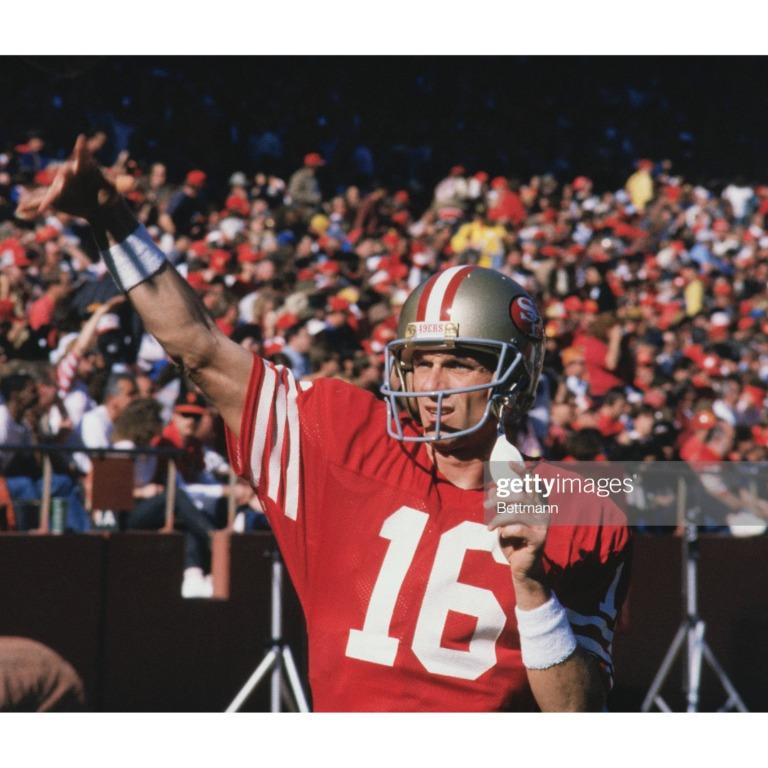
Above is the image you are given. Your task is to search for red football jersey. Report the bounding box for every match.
[226,355,631,711]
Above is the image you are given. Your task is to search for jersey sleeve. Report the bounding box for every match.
[546,505,632,691]
[224,354,387,601]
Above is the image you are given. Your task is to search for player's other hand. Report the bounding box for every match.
[15,134,118,222]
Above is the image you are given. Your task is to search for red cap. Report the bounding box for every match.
[186,272,207,290]
[582,299,599,315]
[188,240,209,258]
[393,190,410,205]
[752,426,768,446]
[225,195,250,217]
[276,313,299,331]
[388,262,409,282]
[572,176,591,191]
[209,249,231,274]
[683,344,704,364]
[34,168,57,187]
[35,225,60,244]
[304,152,325,168]
[264,340,285,356]
[563,296,583,312]
[175,391,207,416]
[490,176,508,190]
[236,244,262,263]
[296,267,316,282]
[449,165,466,176]
[743,385,765,406]
[713,282,732,298]
[186,170,207,187]
[328,296,350,313]
[391,210,410,227]
[318,261,340,276]
[473,171,489,183]
[643,389,667,408]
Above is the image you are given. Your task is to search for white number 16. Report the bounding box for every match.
[345,506,509,680]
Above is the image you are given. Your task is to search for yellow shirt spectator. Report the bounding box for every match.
[450,220,506,268]
[626,162,654,213]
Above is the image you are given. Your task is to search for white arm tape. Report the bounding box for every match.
[101,224,167,292]
[515,593,578,670]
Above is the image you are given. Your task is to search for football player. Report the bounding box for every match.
[18,136,630,711]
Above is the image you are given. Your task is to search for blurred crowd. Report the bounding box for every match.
[2,131,768,553]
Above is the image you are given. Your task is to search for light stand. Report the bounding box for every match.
[641,478,748,712]
[226,549,310,712]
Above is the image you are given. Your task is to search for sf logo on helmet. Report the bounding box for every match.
[509,296,543,339]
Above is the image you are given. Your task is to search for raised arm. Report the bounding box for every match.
[17,136,252,436]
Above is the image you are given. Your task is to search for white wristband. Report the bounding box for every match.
[101,224,167,292]
[515,593,577,670]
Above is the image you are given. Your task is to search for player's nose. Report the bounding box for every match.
[422,363,448,395]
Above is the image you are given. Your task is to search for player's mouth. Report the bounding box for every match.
[423,406,454,421]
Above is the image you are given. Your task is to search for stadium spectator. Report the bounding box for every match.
[162,169,207,237]
[625,159,654,213]
[281,320,312,379]
[78,373,137,455]
[287,152,325,217]
[0,371,89,530]
[432,164,469,219]
[111,397,216,597]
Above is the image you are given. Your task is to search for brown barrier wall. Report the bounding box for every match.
[0,532,765,711]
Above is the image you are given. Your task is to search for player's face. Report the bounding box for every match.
[411,349,495,443]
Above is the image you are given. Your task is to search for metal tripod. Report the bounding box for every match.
[226,549,310,712]
[642,516,748,712]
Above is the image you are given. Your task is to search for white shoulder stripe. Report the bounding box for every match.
[250,361,277,486]
[267,367,288,504]
[284,373,301,520]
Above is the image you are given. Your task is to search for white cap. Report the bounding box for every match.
[306,319,326,336]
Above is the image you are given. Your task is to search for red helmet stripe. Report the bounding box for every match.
[439,265,475,320]
[415,272,436,321]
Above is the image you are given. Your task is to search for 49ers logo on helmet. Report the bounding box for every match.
[509,296,543,339]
